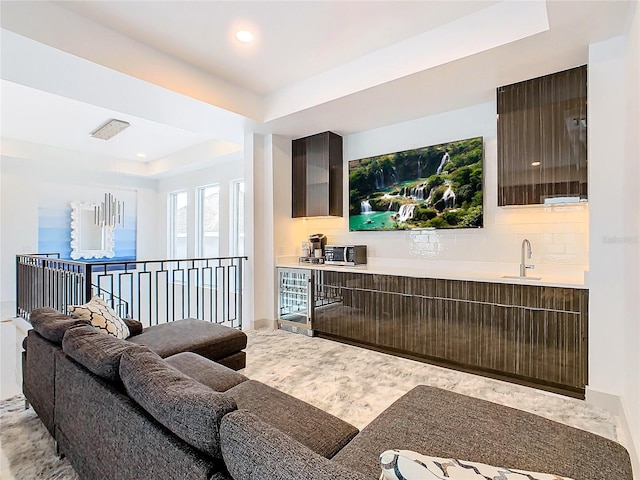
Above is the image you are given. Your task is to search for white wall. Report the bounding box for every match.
[282,102,589,282]
[136,187,163,260]
[273,135,307,261]
[587,19,640,467]
[155,155,244,258]
[588,36,628,396]
[0,157,38,308]
[622,0,640,464]
[0,154,159,306]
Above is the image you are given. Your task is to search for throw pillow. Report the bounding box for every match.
[380,450,574,480]
[68,296,130,339]
[90,297,142,334]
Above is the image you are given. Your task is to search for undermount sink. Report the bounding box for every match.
[502,275,542,281]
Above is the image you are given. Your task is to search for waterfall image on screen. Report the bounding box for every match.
[349,136,483,231]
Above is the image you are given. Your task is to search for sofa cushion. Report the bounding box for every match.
[380,450,573,480]
[68,296,130,339]
[220,410,368,480]
[165,352,247,392]
[30,307,89,344]
[226,380,358,459]
[127,318,246,361]
[62,325,133,381]
[332,386,633,480]
[119,346,237,459]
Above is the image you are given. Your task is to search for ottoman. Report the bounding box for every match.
[129,318,247,370]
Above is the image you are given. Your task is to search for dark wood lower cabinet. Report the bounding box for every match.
[313,271,588,398]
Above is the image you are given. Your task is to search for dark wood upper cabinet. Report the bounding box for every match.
[292,131,343,217]
[497,65,587,206]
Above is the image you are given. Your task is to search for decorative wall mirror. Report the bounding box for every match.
[70,202,115,260]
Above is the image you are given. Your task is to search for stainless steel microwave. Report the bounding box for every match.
[324,245,367,266]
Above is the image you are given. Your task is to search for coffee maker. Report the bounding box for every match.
[300,233,327,264]
[308,233,327,258]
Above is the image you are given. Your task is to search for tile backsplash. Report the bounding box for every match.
[281,202,588,283]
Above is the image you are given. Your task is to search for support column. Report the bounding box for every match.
[243,133,275,329]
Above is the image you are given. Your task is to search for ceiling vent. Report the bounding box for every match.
[90,119,130,140]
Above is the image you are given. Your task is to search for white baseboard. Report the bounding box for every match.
[587,388,640,478]
[250,318,276,331]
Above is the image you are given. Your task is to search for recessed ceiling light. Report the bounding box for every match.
[235,30,254,43]
[531,161,541,166]
[136,153,146,159]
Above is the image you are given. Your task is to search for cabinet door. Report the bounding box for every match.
[292,138,307,218]
[497,65,587,206]
[314,286,377,345]
[516,309,585,389]
[291,132,343,218]
[305,133,330,217]
[374,292,409,351]
[277,268,311,325]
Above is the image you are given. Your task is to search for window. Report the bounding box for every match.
[169,191,188,258]
[231,180,245,256]
[197,184,220,257]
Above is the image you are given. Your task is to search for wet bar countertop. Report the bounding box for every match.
[276,259,587,289]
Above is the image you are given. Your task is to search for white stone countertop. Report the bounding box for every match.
[276,258,587,289]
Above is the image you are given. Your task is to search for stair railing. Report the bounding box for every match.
[16,255,247,329]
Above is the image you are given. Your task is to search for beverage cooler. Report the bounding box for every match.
[277,267,314,336]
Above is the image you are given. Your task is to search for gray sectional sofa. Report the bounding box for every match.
[23,310,358,479]
[22,307,248,437]
[221,387,634,480]
[22,308,633,480]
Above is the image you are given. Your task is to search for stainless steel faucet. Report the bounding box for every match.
[520,238,535,277]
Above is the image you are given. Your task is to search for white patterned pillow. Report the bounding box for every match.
[380,450,573,480]
[68,296,130,339]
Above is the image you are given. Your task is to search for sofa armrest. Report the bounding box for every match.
[122,317,143,336]
[30,307,89,344]
[220,410,367,480]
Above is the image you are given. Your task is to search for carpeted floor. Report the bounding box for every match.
[0,329,621,479]
[0,396,77,480]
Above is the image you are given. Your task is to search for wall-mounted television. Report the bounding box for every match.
[349,136,483,231]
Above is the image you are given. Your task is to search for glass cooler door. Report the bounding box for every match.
[277,268,312,327]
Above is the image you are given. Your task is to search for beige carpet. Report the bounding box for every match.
[243,329,619,439]
[0,329,621,479]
